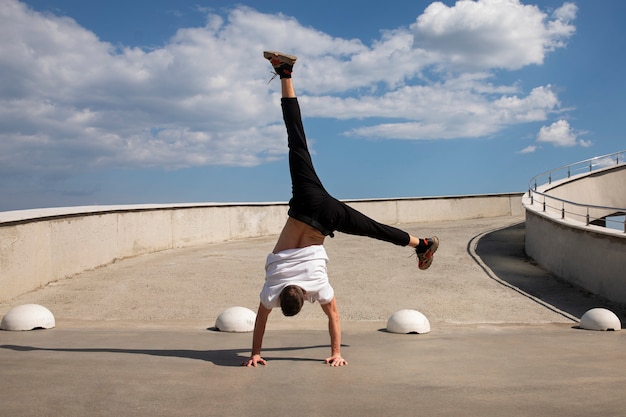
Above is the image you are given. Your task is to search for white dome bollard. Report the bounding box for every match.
[579,308,621,331]
[1,304,56,331]
[386,309,430,334]
[215,306,256,332]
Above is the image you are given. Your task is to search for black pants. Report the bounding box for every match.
[282,97,410,246]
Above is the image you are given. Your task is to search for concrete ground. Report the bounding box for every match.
[1,216,625,417]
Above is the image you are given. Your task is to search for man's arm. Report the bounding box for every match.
[242,302,272,367]
[321,297,348,366]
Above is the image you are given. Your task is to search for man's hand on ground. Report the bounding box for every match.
[242,354,267,367]
[324,354,348,367]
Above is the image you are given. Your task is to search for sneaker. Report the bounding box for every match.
[263,51,297,80]
[415,236,439,270]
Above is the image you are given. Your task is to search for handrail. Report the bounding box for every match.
[526,150,626,233]
[529,150,625,190]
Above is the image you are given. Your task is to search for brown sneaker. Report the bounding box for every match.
[415,236,439,270]
[263,51,297,79]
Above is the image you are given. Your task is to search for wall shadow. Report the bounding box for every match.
[471,222,626,327]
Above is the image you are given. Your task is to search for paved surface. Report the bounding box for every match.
[1,216,625,417]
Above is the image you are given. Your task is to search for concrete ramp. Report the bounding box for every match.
[1,216,625,417]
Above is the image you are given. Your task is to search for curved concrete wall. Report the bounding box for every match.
[540,165,626,206]
[1,194,522,302]
[523,164,626,304]
[537,164,626,221]
[524,211,626,303]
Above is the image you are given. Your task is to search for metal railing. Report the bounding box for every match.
[527,150,626,233]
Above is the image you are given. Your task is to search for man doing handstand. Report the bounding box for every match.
[242,51,439,367]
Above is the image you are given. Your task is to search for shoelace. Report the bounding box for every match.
[267,71,279,84]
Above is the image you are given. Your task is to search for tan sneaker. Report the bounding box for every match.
[415,236,439,270]
[263,51,297,79]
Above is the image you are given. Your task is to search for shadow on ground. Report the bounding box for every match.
[473,221,626,327]
[0,343,335,367]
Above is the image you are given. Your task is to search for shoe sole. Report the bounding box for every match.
[418,236,439,270]
[263,51,297,66]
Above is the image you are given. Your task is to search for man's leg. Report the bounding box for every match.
[266,51,333,230]
[265,51,438,269]
[334,201,439,269]
[274,70,435,257]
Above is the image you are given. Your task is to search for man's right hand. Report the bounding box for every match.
[242,354,267,367]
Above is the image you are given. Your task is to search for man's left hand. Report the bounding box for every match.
[324,354,348,367]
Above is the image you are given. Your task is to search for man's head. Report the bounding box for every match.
[280,285,306,316]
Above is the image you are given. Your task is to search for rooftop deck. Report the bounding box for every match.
[1,216,625,417]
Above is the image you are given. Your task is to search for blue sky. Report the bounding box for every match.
[1,0,624,211]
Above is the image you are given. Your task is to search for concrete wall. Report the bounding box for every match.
[1,194,522,302]
[524,211,626,303]
[523,164,626,304]
[541,165,626,208]
[537,165,626,221]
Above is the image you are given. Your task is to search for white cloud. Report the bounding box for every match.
[337,83,559,140]
[411,0,576,71]
[552,2,578,26]
[518,145,539,154]
[0,0,577,188]
[536,119,590,147]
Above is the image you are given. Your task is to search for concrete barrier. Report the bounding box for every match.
[0,194,522,302]
[524,211,626,303]
[523,164,626,304]
[533,165,626,222]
